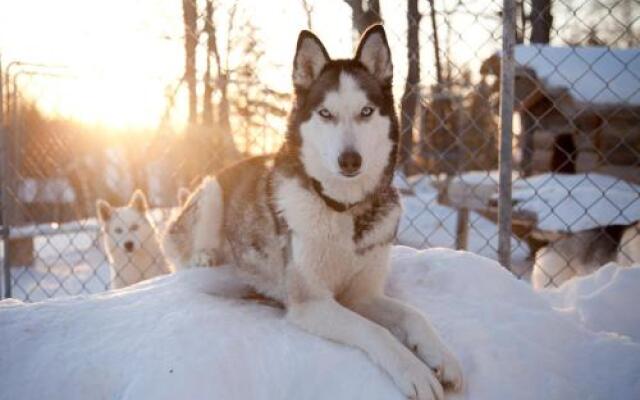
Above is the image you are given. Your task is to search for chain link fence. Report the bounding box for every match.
[1,0,639,301]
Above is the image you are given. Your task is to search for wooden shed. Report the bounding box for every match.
[483,45,640,182]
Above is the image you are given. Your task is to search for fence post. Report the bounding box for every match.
[0,55,10,298]
[498,0,516,269]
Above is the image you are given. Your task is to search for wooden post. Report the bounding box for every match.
[455,208,469,250]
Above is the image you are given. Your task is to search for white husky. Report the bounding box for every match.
[164,25,463,399]
[97,190,170,289]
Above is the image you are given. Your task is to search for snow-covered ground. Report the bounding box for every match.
[396,174,530,266]
[539,262,640,342]
[2,246,639,400]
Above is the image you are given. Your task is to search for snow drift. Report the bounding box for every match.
[540,262,640,343]
[1,247,639,400]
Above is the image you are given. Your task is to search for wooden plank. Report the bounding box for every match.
[7,237,34,267]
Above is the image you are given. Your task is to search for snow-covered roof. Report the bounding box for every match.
[509,172,640,232]
[445,170,640,233]
[514,45,640,107]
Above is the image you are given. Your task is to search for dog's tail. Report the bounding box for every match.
[162,177,225,271]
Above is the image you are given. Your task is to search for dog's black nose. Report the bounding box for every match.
[338,150,362,176]
[124,241,134,252]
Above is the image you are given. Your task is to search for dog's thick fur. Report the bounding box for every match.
[164,26,462,399]
[97,190,170,289]
[532,221,640,289]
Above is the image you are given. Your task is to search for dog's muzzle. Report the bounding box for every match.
[123,241,135,253]
[338,150,362,177]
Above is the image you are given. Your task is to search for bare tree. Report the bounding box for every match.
[343,0,382,35]
[521,0,552,175]
[225,18,289,154]
[201,2,286,159]
[217,3,237,136]
[399,0,421,172]
[202,0,215,126]
[301,0,314,30]
[564,0,639,47]
[428,0,443,86]
[182,0,198,125]
[200,1,239,167]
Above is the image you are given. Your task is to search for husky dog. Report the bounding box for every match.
[531,221,640,289]
[97,190,171,289]
[164,25,462,399]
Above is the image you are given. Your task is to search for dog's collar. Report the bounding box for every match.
[310,178,358,213]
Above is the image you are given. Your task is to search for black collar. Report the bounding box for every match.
[310,178,357,213]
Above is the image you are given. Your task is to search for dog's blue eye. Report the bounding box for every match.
[318,108,333,119]
[360,106,374,117]
[114,227,123,234]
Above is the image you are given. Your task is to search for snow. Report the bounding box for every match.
[515,45,640,107]
[508,173,640,232]
[397,174,530,264]
[9,229,110,301]
[2,246,639,400]
[17,177,76,203]
[540,262,640,342]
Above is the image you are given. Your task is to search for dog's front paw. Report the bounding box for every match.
[407,333,463,391]
[394,355,444,400]
[190,250,219,267]
[431,347,463,391]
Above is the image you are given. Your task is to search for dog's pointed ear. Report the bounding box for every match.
[177,187,190,207]
[129,190,148,213]
[292,30,330,90]
[96,199,112,223]
[355,24,392,83]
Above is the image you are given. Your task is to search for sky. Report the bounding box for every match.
[0,0,503,131]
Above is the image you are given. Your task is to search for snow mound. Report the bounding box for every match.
[2,248,639,400]
[540,263,640,342]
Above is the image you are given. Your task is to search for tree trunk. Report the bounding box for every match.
[530,0,552,44]
[399,0,421,173]
[525,0,551,174]
[343,0,382,35]
[428,0,443,86]
[182,0,198,125]
[517,0,526,44]
[301,0,313,30]
[202,0,214,126]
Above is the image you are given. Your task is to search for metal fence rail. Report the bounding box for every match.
[1,0,639,301]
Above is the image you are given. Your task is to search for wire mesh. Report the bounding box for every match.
[1,0,638,301]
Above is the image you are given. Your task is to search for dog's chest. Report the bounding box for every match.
[277,178,400,293]
[288,206,365,292]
